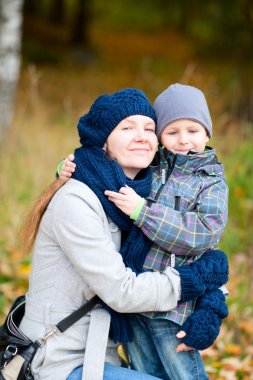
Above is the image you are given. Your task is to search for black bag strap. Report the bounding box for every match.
[2,295,99,348]
[56,295,99,333]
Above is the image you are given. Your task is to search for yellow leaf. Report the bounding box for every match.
[234,187,245,197]
[239,320,253,334]
[224,344,242,355]
[210,361,223,369]
[117,345,129,366]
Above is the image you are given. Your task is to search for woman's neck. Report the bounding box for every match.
[123,168,140,179]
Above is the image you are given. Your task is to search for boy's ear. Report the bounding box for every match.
[103,142,107,151]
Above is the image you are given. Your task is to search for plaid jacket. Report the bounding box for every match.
[135,147,228,325]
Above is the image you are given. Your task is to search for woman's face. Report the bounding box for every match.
[104,115,158,179]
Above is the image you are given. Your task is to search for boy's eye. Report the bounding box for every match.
[167,131,177,135]
[122,126,132,130]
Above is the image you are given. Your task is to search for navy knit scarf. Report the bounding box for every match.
[72,145,153,343]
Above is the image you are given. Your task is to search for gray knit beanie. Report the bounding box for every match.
[154,83,212,139]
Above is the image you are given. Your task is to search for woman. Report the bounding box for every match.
[20,88,228,380]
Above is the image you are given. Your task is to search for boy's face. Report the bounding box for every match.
[160,119,209,155]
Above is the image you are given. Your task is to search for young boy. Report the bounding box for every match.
[59,84,228,380]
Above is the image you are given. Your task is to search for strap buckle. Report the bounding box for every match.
[40,325,60,343]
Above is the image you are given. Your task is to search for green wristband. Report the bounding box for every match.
[57,159,65,177]
[130,198,145,221]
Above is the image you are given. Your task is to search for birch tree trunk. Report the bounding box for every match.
[0,0,24,144]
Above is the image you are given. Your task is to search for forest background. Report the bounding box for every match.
[0,1,253,379]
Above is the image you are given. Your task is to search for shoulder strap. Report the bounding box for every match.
[56,296,99,333]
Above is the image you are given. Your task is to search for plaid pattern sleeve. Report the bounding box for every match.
[135,176,228,256]
[143,298,196,326]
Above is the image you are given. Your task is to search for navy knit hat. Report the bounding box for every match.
[78,88,157,147]
[154,83,212,139]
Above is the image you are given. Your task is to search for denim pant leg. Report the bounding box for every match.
[126,314,170,380]
[67,363,162,380]
[147,317,209,380]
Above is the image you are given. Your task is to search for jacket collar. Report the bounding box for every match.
[159,146,224,177]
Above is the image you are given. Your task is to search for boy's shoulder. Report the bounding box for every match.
[194,147,225,177]
[198,162,225,177]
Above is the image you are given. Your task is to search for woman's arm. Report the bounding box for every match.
[59,156,228,256]
[51,180,181,314]
[52,181,228,314]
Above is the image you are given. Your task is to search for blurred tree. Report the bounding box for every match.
[50,0,65,25]
[71,0,91,46]
[23,0,38,14]
[0,0,24,144]
[155,0,200,31]
[153,0,253,123]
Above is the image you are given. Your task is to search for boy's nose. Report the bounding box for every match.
[178,133,189,144]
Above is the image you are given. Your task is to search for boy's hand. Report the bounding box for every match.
[60,154,76,180]
[176,331,193,352]
[104,186,142,216]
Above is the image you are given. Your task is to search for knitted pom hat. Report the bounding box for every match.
[154,83,212,139]
[78,88,157,147]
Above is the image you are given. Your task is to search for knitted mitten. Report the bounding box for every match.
[180,289,228,350]
[177,249,229,302]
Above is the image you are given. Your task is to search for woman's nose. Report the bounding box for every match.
[135,129,147,141]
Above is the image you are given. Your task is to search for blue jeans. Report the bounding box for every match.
[126,314,209,380]
[67,362,162,380]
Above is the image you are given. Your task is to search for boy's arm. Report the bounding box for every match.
[106,179,228,256]
[64,157,228,256]
[56,154,76,181]
[135,179,228,255]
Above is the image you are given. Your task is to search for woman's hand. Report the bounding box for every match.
[105,186,143,216]
[176,331,193,352]
[59,154,76,181]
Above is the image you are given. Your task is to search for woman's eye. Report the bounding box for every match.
[146,128,155,132]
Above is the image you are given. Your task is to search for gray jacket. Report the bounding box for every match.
[20,179,181,380]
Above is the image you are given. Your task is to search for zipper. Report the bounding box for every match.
[170,254,176,268]
[174,196,181,211]
[147,154,178,267]
[154,154,177,201]
[170,195,181,268]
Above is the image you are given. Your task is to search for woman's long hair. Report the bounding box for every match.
[20,179,65,253]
